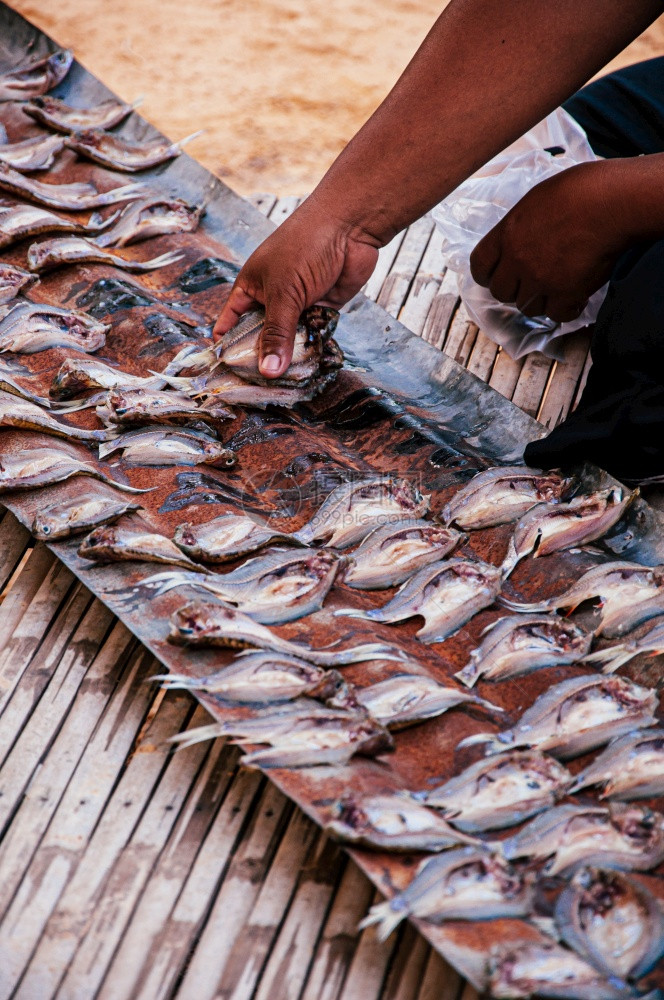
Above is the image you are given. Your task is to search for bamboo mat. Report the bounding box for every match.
[0,196,594,1000]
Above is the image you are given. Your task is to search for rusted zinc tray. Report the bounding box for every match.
[0,5,663,993]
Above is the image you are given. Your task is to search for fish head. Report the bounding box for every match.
[48,49,74,83]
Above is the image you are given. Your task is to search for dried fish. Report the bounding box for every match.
[426,750,571,832]
[0,133,64,171]
[294,476,430,548]
[461,674,658,760]
[169,369,331,409]
[239,714,394,770]
[33,493,142,541]
[324,792,479,852]
[569,729,664,800]
[360,847,534,940]
[455,614,592,688]
[0,262,37,303]
[502,488,635,578]
[27,236,183,274]
[353,673,501,730]
[96,386,233,431]
[0,389,111,442]
[0,302,108,354]
[343,518,464,589]
[441,466,568,529]
[98,426,236,468]
[173,512,304,564]
[585,619,664,673]
[0,49,73,102]
[0,202,119,250]
[23,94,139,133]
[172,700,356,745]
[338,557,501,643]
[169,599,407,666]
[501,803,664,875]
[50,356,164,401]
[0,163,144,210]
[499,560,664,638]
[0,447,148,494]
[78,523,207,571]
[65,127,203,172]
[94,194,204,247]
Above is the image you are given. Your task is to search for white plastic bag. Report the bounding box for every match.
[431,107,608,360]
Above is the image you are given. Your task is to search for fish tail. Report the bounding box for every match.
[457,731,504,751]
[149,672,199,690]
[358,900,405,942]
[583,645,634,674]
[130,96,144,111]
[241,744,354,769]
[500,541,523,580]
[332,607,374,622]
[473,696,506,713]
[495,594,551,613]
[94,471,154,494]
[175,128,206,151]
[453,664,479,688]
[133,249,185,271]
[168,723,225,750]
[327,642,409,665]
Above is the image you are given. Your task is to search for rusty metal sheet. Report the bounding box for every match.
[1,5,663,993]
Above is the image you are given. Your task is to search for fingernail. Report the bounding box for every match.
[261,354,281,374]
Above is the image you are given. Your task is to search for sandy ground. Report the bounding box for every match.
[9,1,664,196]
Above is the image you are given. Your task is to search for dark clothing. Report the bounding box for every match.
[524,57,664,483]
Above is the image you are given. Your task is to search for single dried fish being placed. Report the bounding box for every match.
[455,614,592,688]
[441,465,568,530]
[338,557,502,643]
[32,493,142,541]
[555,866,664,982]
[0,302,108,354]
[94,195,204,248]
[0,49,73,102]
[360,847,534,941]
[352,673,501,730]
[569,729,664,801]
[501,487,636,578]
[461,673,658,760]
[343,518,464,589]
[96,386,234,431]
[0,163,144,211]
[323,792,479,853]
[0,133,65,172]
[78,523,207,572]
[65,127,203,172]
[0,202,119,250]
[23,94,140,133]
[501,802,664,875]
[27,237,183,274]
[0,447,148,494]
[99,427,236,468]
[0,390,111,442]
[0,262,38,303]
[173,513,304,564]
[426,750,572,832]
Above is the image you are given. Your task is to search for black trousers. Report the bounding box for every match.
[523,57,664,484]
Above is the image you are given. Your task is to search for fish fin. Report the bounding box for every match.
[453,665,479,688]
[457,730,507,751]
[358,900,405,942]
[129,96,144,111]
[472,696,506,713]
[495,594,551,613]
[500,539,526,580]
[332,607,373,621]
[149,672,199,690]
[174,128,205,151]
[136,249,185,270]
[168,723,224,750]
[583,645,635,674]
[97,473,154,494]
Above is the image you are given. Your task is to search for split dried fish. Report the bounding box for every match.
[27,237,183,274]
[33,493,142,541]
[352,673,501,730]
[555,866,664,981]
[65,127,203,172]
[343,518,464,589]
[94,194,204,247]
[324,792,479,853]
[0,302,108,354]
[78,523,207,571]
[426,750,571,832]
[0,202,119,250]
[0,163,144,211]
[0,389,111,442]
[99,427,236,468]
[0,262,37,303]
[441,466,568,529]
[499,559,664,638]
[338,557,501,643]
[455,614,592,687]
[0,447,148,494]
[585,618,664,673]
[0,133,64,171]
[569,729,664,800]
[239,714,394,769]
[502,488,635,578]
[462,673,658,760]
[501,802,664,875]
[50,356,165,400]
[173,512,304,564]
[23,94,139,133]
[169,599,407,666]
[169,369,332,409]
[96,386,233,431]
[360,847,534,941]
[0,49,73,102]
[172,700,355,745]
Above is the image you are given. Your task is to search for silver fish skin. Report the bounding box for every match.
[94,194,204,248]
[98,427,236,468]
[360,847,535,941]
[461,673,658,760]
[441,466,569,530]
[501,488,636,578]
[33,493,142,541]
[23,95,140,133]
[0,390,112,442]
[239,715,394,770]
[569,729,664,800]
[338,557,502,643]
[27,237,183,274]
[343,518,465,589]
[169,599,408,666]
[0,49,73,102]
[0,163,144,211]
[0,263,38,303]
[585,618,664,674]
[0,447,148,494]
[353,673,501,730]
[173,513,304,564]
[555,866,664,981]
[78,523,207,572]
[498,560,664,639]
[426,750,572,832]
[153,651,344,703]
[324,792,479,853]
[65,127,203,172]
[171,369,330,409]
[455,614,592,688]
[50,357,163,400]
[500,802,664,875]
[0,302,108,354]
[0,133,65,172]
[0,203,119,250]
[96,386,234,430]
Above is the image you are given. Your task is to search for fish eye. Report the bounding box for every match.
[40,524,50,535]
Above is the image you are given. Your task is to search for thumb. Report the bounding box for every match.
[259,293,302,378]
